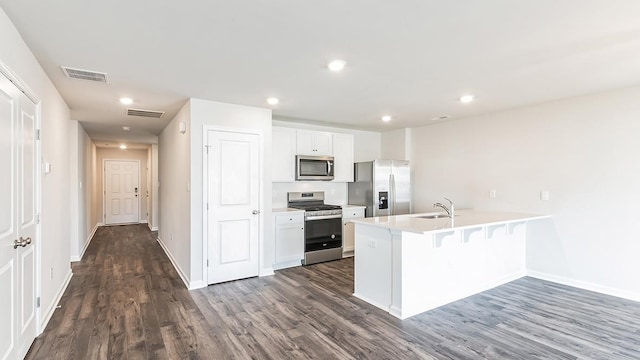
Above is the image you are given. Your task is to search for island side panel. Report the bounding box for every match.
[353,223,393,312]
[396,230,464,319]
[393,223,529,319]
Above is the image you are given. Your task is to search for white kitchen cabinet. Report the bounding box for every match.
[296,130,333,156]
[274,211,305,269]
[332,133,354,182]
[272,127,297,182]
[342,206,365,257]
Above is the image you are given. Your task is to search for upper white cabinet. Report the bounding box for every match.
[272,126,354,183]
[272,127,297,182]
[332,133,354,182]
[296,130,333,156]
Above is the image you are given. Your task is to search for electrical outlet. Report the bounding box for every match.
[540,191,550,201]
[368,240,377,248]
[489,189,497,199]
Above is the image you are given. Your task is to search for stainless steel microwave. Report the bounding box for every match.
[296,155,334,181]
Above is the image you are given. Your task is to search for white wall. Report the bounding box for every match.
[410,86,640,300]
[0,7,72,329]
[148,144,159,231]
[271,119,381,207]
[69,122,80,261]
[158,102,192,286]
[381,128,411,161]
[70,121,97,261]
[96,148,149,224]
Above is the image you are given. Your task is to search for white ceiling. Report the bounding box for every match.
[2,1,640,145]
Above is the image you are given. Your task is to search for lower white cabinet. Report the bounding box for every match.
[342,206,365,257]
[274,212,305,269]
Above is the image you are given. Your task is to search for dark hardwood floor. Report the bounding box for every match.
[27,224,640,359]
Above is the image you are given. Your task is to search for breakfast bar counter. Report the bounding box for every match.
[351,209,550,319]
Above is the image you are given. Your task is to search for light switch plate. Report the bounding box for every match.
[489,189,497,199]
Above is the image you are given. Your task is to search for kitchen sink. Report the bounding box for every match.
[415,214,449,219]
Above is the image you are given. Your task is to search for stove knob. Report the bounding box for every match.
[331,234,336,239]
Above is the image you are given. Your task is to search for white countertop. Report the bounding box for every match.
[351,209,550,234]
[342,204,366,209]
[272,208,305,214]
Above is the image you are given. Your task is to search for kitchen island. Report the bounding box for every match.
[351,209,550,319]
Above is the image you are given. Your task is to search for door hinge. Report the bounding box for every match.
[36,213,40,224]
[36,129,40,140]
[207,259,209,267]
[206,203,209,210]
[36,297,40,308]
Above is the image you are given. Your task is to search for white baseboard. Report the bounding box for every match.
[140,220,148,224]
[39,269,73,333]
[71,223,101,262]
[156,236,191,290]
[189,280,207,290]
[147,223,159,231]
[260,268,275,277]
[527,270,640,303]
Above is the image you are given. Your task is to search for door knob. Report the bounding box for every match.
[13,237,31,249]
[252,210,260,215]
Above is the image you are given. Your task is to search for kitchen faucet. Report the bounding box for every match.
[433,197,454,218]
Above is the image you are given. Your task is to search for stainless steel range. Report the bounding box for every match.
[287,192,342,265]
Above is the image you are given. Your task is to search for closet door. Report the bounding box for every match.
[0,72,38,360]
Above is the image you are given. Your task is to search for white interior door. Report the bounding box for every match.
[104,160,139,225]
[207,130,260,284]
[0,72,38,360]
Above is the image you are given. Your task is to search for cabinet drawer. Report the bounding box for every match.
[275,213,304,225]
[342,208,365,219]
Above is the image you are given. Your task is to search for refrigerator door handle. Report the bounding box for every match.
[389,173,395,215]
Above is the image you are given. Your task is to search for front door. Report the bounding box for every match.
[207,130,260,284]
[104,160,140,225]
[0,71,38,360]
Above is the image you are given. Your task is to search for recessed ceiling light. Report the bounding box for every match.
[122,126,131,131]
[119,97,133,105]
[459,94,475,104]
[328,59,346,72]
[266,97,279,105]
[119,144,127,149]
[382,115,392,122]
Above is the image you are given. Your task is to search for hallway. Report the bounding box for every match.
[27,225,640,359]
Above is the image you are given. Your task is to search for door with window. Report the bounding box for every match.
[207,130,260,284]
[0,71,38,360]
[104,160,140,224]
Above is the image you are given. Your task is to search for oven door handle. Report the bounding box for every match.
[305,214,342,221]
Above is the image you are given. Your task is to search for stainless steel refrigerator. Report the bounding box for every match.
[348,160,411,217]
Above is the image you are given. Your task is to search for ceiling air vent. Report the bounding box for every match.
[127,108,165,118]
[60,66,108,83]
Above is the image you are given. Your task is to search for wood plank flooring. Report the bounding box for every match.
[26,224,640,359]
